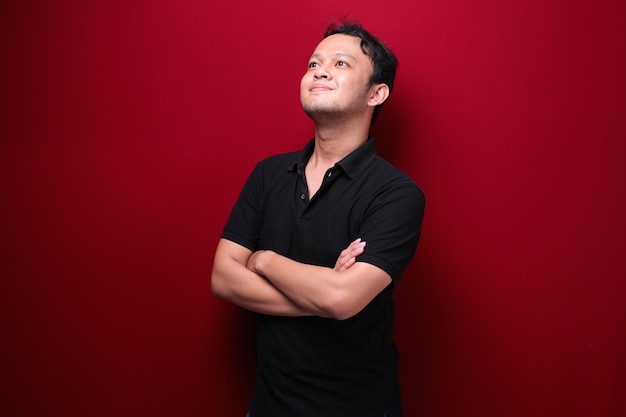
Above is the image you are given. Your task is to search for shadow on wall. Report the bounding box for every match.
[371,89,426,166]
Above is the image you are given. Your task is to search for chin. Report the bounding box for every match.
[302,103,342,120]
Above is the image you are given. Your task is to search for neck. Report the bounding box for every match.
[309,115,371,166]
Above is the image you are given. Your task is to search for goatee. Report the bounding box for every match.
[303,103,343,122]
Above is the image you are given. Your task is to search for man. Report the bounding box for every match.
[211,22,425,417]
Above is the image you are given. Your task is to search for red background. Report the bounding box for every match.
[2,1,625,416]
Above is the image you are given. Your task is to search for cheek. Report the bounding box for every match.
[299,77,307,95]
[299,77,308,103]
[300,73,310,89]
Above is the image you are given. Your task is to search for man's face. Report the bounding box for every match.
[300,34,375,120]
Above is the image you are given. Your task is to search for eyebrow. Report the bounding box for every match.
[309,52,358,61]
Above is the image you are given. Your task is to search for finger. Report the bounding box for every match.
[336,256,355,272]
[348,240,366,256]
[334,239,366,271]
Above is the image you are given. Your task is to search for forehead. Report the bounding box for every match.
[311,34,367,59]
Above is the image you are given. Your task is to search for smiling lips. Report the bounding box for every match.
[310,83,333,92]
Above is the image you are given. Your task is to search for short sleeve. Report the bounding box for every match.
[221,162,265,252]
[356,179,425,283]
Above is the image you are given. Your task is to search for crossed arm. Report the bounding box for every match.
[211,238,392,320]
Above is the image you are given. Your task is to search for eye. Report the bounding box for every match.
[336,61,348,67]
[308,62,319,68]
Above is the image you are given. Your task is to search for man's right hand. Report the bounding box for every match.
[333,238,366,272]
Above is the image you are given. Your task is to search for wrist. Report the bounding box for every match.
[252,250,272,276]
[259,250,275,275]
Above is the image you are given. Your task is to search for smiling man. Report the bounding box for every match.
[211,21,425,417]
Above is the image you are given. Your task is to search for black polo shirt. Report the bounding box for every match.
[222,137,425,417]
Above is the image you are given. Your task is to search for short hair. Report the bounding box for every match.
[323,21,398,124]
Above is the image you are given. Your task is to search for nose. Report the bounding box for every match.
[313,64,330,79]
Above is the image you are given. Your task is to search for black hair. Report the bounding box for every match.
[323,21,398,124]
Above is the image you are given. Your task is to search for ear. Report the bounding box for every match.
[367,83,390,107]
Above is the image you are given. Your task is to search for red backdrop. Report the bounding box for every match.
[2,1,625,416]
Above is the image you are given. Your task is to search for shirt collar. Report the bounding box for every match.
[288,137,378,180]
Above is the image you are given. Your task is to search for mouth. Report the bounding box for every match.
[310,83,333,92]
